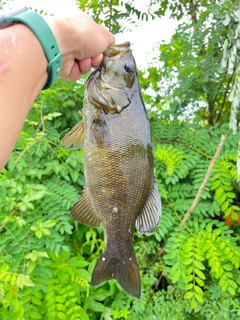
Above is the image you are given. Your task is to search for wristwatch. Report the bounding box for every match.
[0,7,62,90]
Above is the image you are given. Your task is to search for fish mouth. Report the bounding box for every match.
[105,42,131,57]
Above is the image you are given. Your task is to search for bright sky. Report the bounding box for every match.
[116,15,178,69]
[6,0,178,69]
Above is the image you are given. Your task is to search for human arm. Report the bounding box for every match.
[0,8,115,171]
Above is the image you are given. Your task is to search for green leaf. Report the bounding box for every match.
[85,298,105,312]
[41,228,51,236]
[184,292,193,300]
[29,311,42,319]
[171,270,180,283]
[226,192,236,198]
[186,275,194,282]
[55,296,66,303]
[190,299,197,309]
[79,306,89,320]
[228,286,235,296]
[57,312,66,319]
[221,201,230,211]
[215,187,224,198]
[229,280,238,288]
[70,170,79,182]
[194,260,205,270]
[31,296,41,305]
[0,236,9,245]
[211,180,221,190]
[223,264,233,271]
[195,277,204,287]
[194,286,203,296]
[43,220,58,228]
[185,283,194,290]
[35,230,43,239]
[195,269,206,280]
[195,293,204,304]
[57,304,66,311]
[89,289,111,301]
[232,211,238,220]
[12,299,20,313]
[171,263,180,274]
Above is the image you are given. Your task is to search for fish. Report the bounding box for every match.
[61,42,161,299]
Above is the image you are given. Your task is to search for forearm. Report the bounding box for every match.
[0,23,48,170]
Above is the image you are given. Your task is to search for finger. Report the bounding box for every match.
[91,53,103,67]
[64,61,82,81]
[79,58,92,74]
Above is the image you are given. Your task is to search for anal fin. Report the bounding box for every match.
[136,180,162,234]
[71,189,101,228]
[61,121,84,149]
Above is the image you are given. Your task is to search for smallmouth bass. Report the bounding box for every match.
[61,42,161,299]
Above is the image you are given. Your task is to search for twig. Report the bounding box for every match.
[155,139,211,158]
[153,272,164,292]
[216,74,234,123]
[152,134,227,263]
[180,134,227,225]
[151,245,166,264]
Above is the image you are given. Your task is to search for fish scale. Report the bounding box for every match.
[61,42,161,298]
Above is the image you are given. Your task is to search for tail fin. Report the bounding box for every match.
[91,250,141,299]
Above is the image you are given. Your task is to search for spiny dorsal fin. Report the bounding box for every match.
[135,180,161,234]
[71,189,101,228]
[61,121,84,149]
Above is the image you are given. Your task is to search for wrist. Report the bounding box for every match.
[43,14,80,78]
[0,8,62,90]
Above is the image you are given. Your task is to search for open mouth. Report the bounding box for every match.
[105,42,131,57]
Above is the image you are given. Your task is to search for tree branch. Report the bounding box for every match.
[180,134,227,225]
[155,139,211,158]
[216,73,234,123]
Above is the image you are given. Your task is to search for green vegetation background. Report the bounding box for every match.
[1,0,240,319]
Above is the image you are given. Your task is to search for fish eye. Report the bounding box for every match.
[124,63,134,73]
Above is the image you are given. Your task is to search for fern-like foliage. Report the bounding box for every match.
[164,219,240,309]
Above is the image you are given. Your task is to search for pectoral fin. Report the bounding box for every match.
[61,121,84,149]
[136,180,162,234]
[71,189,101,228]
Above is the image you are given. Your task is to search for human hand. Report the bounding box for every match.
[44,8,115,81]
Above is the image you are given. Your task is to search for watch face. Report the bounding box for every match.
[0,7,28,29]
[0,14,7,28]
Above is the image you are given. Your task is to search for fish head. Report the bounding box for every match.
[101,42,136,90]
[86,42,138,115]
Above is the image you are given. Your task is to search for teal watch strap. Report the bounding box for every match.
[4,8,62,90]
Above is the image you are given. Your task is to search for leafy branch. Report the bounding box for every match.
[152,134,227,263]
